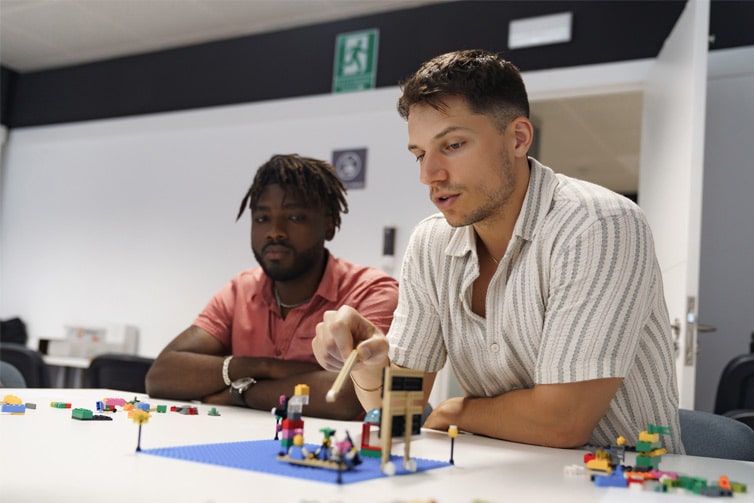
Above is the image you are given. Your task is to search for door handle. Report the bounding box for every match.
[671,320,716,333]
[671,319,681,336]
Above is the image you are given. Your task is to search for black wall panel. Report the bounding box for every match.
[2,0,749,129]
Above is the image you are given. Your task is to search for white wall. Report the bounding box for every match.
[0,87,435,357]
[695,46,754,411]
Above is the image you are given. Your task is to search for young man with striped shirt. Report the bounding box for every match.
[313,49,682,452]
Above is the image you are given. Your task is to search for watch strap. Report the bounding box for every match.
[222,355,233,386]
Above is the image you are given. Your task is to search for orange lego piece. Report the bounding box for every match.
[719,475,731,491]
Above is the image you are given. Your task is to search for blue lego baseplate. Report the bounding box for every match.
[140,439,451,484]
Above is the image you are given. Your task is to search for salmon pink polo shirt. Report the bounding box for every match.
[193,253,398,364]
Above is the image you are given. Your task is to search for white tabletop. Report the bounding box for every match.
[42,355,91,368]
[1,388,752,503]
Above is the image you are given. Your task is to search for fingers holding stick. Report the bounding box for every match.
[325,349,359,403]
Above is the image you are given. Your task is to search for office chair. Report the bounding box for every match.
[678,409,754,461]
[714,353,754,416]
[0,317,28,345]
[0,361,27,387]
[86,353,154,393]
[722,409,754,430]
[0,343,51,387]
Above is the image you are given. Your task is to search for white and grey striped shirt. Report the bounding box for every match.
[388,158,683,453]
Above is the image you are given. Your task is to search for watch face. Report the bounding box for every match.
[232,377,255,391]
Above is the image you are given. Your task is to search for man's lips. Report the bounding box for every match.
[263,244,292,260]
[433,192,459,209]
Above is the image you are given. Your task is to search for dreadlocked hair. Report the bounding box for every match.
[236,154,349,230]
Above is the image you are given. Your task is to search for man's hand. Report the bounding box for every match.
[422,396,464,432]
[313,305,390,410]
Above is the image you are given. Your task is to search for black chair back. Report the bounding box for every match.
[723,409,754,430]
[714,353,754,415]
[0,343,51,387]
[0,318,28,345]
[86,353,154,393]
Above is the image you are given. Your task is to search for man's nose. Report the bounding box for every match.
[267,217,288,240]
[419,151,447,186]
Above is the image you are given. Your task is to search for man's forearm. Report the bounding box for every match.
[234,357,321,380]
[147,351,326,401]
[464,391,581,446]
[146,351,227,400]
[426,379,621,448]
[427,391,584,448]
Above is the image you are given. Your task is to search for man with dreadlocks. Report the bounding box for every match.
[146,154,398,420]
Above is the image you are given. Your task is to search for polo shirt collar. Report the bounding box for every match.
[515,157,557,241]
[315,250,340,303]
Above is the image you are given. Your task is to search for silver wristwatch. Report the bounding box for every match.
[229,377,256,407]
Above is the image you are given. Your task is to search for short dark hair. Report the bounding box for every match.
[397,49,529,131]
[236,154,349,230]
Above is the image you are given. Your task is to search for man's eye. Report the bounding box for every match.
[253,216,268,223]
[415,153,425,162]
[447,142,462,151]
[289,215,304,222]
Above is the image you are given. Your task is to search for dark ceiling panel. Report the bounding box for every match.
[5,0,748,129]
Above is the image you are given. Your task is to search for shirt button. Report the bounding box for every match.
[275,350,282,357]
[490,343,500,353]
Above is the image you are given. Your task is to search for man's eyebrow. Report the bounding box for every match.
[251,201,309,211]
[282,202,309,209]
[408,126,468,151]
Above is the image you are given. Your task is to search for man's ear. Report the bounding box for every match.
[325,217,336,241]
[511,117,534,158]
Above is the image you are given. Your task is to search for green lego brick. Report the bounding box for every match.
[635,456,660,469]
[731,482,747,493]
[72,408,93,420]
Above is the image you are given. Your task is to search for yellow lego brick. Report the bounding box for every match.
[586,458,612,472]
[639,431,659,443]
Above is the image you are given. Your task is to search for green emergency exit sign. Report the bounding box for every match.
[332,29,379,93]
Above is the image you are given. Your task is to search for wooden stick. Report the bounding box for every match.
[326,349,359,402]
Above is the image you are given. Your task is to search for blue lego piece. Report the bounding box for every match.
[1,403,26,413]
[594,465,628,488]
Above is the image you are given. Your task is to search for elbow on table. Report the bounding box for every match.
[144,364,172,399]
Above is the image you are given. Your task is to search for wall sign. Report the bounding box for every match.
[332,29,379,93]
[332,148,367,189]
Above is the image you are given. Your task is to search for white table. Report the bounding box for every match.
[42,355,91,387]
[1,388,752,503]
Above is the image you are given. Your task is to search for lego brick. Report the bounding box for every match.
[72,408,94,420]
[1,403,26,414]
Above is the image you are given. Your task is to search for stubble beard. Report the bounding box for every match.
[445,154,517,228]
[253,243,323,282]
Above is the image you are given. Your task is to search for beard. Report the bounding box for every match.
[442,153,517,228]
[253,242,325,282]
